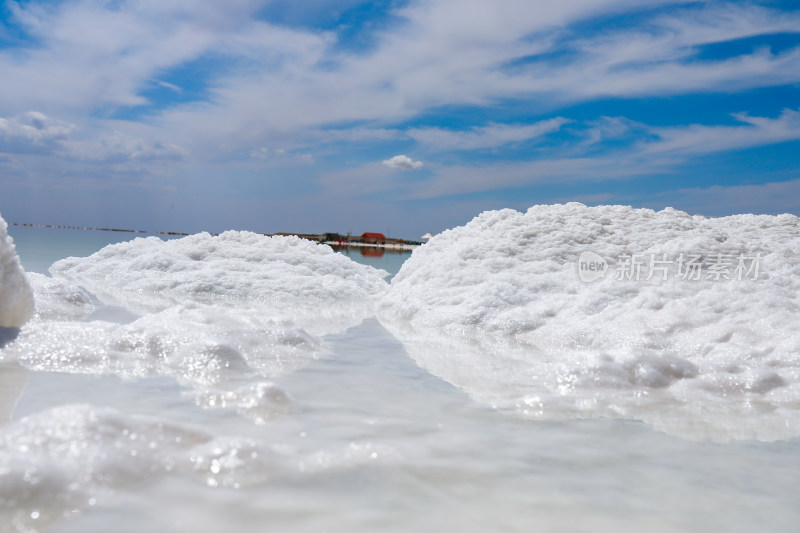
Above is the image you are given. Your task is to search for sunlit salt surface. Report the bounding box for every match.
[50,231,389,335]
[3,302,323,389]
[0,214,34,328]
[380,204,800,441]
[26,273,95,322]
[1,214,799,533]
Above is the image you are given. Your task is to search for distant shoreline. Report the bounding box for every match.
[8,222,421,250]
[9,221,188,236]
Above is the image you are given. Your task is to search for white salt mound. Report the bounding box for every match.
[0,213,34,328]
[27,272,95,321]
[50,232,389,335]
[4,304,323,390]
[4,233,354,410]
[380,203,800,441]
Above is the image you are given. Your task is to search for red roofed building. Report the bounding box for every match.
[361,232,386,244]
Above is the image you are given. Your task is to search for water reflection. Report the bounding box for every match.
[0,361,28,424]
[359,247,384,258]
[330,245,412,279]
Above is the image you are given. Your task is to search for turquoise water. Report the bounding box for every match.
[9,225,411,277]
[9,226,183,275]
[327,245,411,279]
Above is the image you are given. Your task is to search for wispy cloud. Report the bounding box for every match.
[0,111,73,154]
[642,108,800,155]
[531,3,800,101]
[646,179,800,216]
[4,1,799,152]
[579,116,652,148]
[406,157,662,200]
[0,110,186,181]
[391,109,800,200]
[69,133,187,164]
[154,80,183,94]
[407,118,570,151]
[249,146,314,165]
[1,1,222,112]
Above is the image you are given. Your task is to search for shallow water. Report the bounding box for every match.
[2,227,799,533]
[9,226,189,276]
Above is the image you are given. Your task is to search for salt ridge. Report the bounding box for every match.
[4,303,323,390]
[49,231,390,335]
[379,203,800,441]
[27,272,95,321]
[3,232,390,424]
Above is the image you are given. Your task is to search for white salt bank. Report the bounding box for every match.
[4,304,323,389]
[0,213,34,328]
[26,272,95,321]
[50,232,389,335]
[3,232,387,410]
[380,203,800,441]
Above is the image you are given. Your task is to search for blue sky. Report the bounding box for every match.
[1,0,799,239]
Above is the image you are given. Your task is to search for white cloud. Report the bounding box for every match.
[400,109,800,200]
[0,110,186,183]
[647,179,800,216]
[656,3,800,49]
[642,108,800,156]
[401,109,800,199]
[311,128,402,144]
[249,146,314,165]
[575,48,800,99]
[571,3,800,69]
[58,130,186,164]
[408,157,658,199]
[513,3,800,102]
[155,80,183,93]
[581,116,649,147]
[382,155,424,171]
[250,147,270,159]
[407,118,570,151]
[0,111,74,154]
[0,0,271,113]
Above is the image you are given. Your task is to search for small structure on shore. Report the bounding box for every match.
[361,232,386,245]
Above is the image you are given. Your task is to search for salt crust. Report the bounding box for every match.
[379,203,800,441]
[49,231,389,336]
